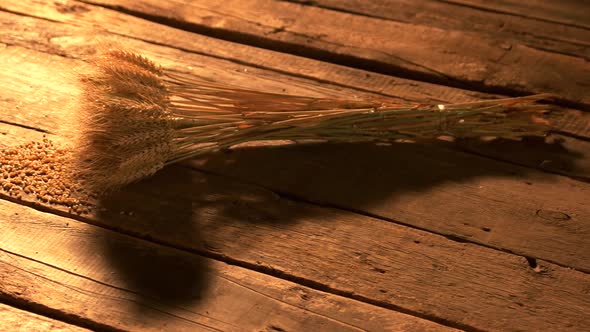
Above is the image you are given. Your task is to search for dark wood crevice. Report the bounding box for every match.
[0,192,474,331]
[0,6,63,24]
[0,294,121,332]
[437,0,590,30]
[0,120,50,134]
[1,1,589,330]
[78,0,590,112]
[282,0,590,31]
[186,165,590,275]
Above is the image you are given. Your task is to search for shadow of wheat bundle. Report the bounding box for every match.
[73,49,555,194]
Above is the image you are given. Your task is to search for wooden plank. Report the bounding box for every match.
[446,0,590,29]
[0,302,90,332]
[0,8,589,183]
[0,0,490,104]
[0,14,589,269]
[1,1,588,137]
[286,0,590,60]
[75,0,590,106]
[2,150,590,331]
[192,141,590,271]
[0,199,452,332]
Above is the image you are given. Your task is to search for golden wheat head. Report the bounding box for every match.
[72,48,556,194]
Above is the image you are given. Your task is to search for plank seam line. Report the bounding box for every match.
[0,120,50,134]
[0,295,121,332]
[454,142,590,184]
[279,0,590,32]
[0,193,478,331]
[0,7,63,24]
[557,130,590,143]
[435,0,590,31]
[187,165,590,275]
[278,0,409,23]
[106,31,419,102]
[217,274,368,331]
[0,257,123,332]
[4,38,590,181]
[522,43,590,62]
[279,0,590,62]
[0,249,227,331]
[201,249,486,332]
[2,25,418,104]
[76,0,590,112]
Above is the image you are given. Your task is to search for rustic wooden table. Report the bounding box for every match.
[1,1,589,331]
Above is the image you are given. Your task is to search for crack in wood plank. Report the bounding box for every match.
[69,0,590,110]
[0,199,460,332]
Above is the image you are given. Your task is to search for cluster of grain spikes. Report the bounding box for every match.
[69,48,557,195]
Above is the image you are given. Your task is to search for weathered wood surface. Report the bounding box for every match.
[286,0,590,60]
[444,0,590,29]
[3,0,590,182]
[77,0,590,106]
[0,1,589,331]
[1,33,590,273]
[3,0,589,138]
[0,199,452,332]
[1,125,590,331]
[0,302,90,332]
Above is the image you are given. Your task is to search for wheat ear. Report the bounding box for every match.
[72,49,556,194]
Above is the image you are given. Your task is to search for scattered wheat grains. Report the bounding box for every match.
[0,136,94,214]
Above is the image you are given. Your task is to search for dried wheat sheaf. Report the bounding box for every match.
[71,49,556,194]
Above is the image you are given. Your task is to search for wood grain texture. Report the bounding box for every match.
[286,0,590,60]
[193,142,590,271]
[0,5,588,182]
[77,0,590,106]
[0,125,589,331]
[0,303,90,332]
[4,157,590,331]
[2,0,588,135]
[0,13,589,270]
[0,199,453,332]
[446,0,590,29]
[1,2,589,331]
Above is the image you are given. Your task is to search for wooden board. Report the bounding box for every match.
[192,141,590,271]
[286,0,590,60]
[76,0,590,106]
[1,3,589,183]
[0,13,589,270]
[0,303,90,332]
[1,1,589,331]
[0,199,454,332]
[446,0,590,29]
[0,127,589,331]
[5,158,590,331]
[2,0,589,138]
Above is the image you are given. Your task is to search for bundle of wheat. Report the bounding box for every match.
[71,49,555,194]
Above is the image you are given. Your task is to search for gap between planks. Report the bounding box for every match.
[1,154,589,331]
[0,12,589,269]
[0,301,92,332]
[75,0,590,110]
[0,41,589,273]
[1,127,590,331]
[0,7,589,183]
[0,197,462,332]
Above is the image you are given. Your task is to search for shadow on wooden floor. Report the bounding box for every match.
[95,171,212,312]
[88,138,582,312]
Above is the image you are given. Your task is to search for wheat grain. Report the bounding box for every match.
[0,137,93,214]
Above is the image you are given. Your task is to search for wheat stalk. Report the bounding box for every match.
[71,49,556,194]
